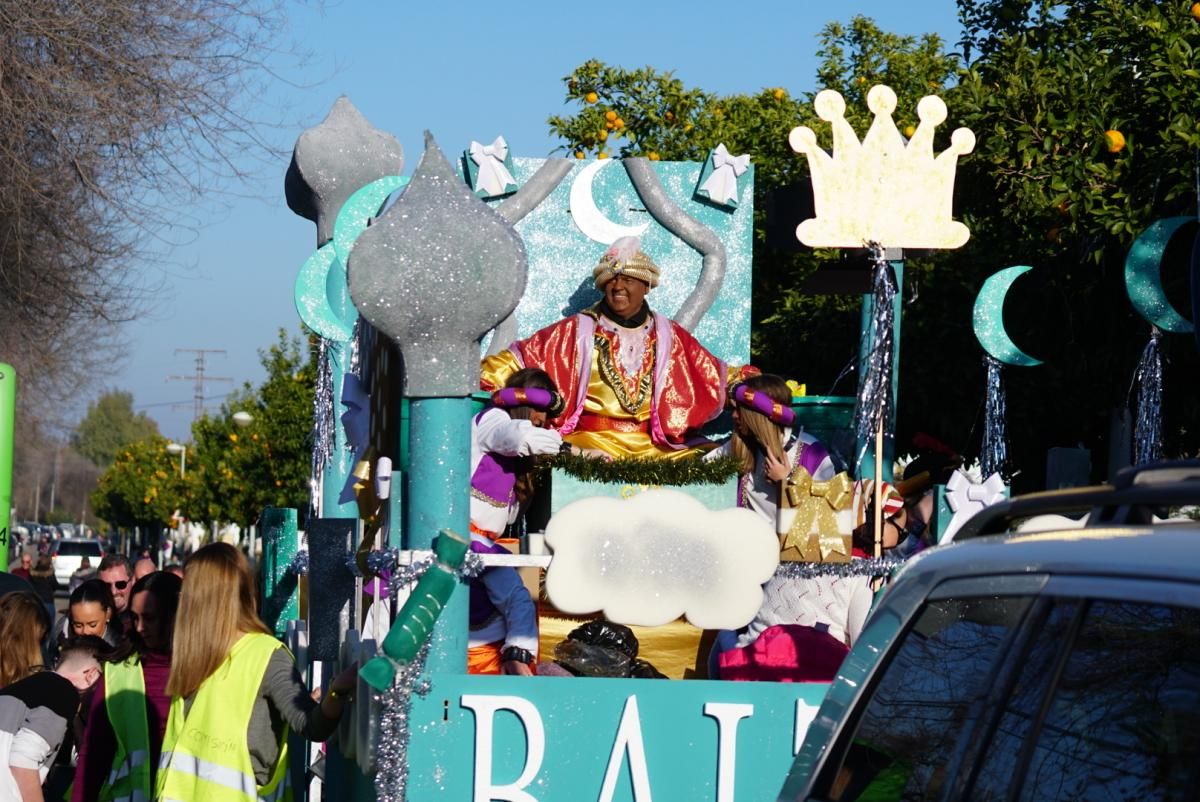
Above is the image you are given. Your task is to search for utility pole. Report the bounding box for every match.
[169,349,232,421]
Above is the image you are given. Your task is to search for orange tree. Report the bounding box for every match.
[90,435,186,533]
[183,329,316,527]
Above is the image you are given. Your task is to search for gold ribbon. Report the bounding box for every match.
[353,450,384,577]
[781,468,854,562]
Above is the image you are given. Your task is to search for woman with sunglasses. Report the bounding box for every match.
[73,571,181,802]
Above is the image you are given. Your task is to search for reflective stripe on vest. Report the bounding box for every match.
[101,659,152,802]
[156,633,293,802]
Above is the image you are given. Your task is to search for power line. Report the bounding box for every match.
[168,348,232,421]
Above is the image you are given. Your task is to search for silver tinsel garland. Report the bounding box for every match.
[373,638,432,802]
[1132,328,1164,465]
[774,556,905,580]
[853,243,897,471]
[287,550,310,576]
[309,339,335,518]
[981,355,1009,479]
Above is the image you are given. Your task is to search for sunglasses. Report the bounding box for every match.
[108,580,129,591]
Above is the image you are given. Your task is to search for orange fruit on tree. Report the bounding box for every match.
[605,110,617,122]
[648,151,660,161]
[903,124,916,138]
[1192,2,1200,20]
[665,111,675,122]
[585,92,598,104]
[1104,129,1125,153]
[574,150,585,159]
[598,130,608,141]
[773,88,785,100]
[605,121,614,130]
[614,118,625,129]
[597,152,609,160]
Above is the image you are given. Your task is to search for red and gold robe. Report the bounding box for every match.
[481,307,752,459]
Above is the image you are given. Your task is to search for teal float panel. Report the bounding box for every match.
[406,674,828,801]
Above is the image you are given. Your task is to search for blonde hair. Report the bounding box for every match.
[166,543,269,698]
[731,374,792,475]
[0,593,48,686]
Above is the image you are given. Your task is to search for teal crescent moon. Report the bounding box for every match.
[294,243,354,342]
[332,175,409,270]
[1124,216,1194,334]
[973,265,1043,367]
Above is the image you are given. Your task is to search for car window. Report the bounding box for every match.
[54,541,103,557]
[1012,600,1200,802]
[961,600,1082,801]
[816,595,1034,802]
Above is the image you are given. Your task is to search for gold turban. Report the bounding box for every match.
[592,236,661,289]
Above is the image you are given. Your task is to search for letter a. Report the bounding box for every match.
[598,696,653,802]
[461,695,545,802]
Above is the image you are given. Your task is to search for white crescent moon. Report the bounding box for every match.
[569,160,649,244]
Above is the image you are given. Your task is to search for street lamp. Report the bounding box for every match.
[232,410,254,428]
[166,442,187,477]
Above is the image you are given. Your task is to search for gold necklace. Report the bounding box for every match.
[594,331,654,413]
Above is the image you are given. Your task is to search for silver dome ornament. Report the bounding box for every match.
[348,132,528,397]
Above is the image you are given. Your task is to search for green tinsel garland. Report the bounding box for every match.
[543,451,741,486]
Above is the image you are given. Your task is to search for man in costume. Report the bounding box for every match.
[481,236,754,459]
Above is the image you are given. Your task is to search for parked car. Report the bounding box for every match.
[50,538,105,587]
[778,460,1200,802]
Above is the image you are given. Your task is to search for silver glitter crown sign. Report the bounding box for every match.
[347,132,528,396]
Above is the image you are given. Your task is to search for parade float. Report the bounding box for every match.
[257,85,1024,802]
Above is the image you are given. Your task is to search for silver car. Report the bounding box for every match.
[779,460,1200,802]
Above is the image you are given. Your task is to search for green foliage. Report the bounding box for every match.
[91,329,315,530]
[183,329,316,526]
[545,452,741,486]
[73,390,160,468]
[90,435,186,530]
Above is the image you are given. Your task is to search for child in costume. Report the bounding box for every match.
[469,368,564,675]
[708,374,873,682]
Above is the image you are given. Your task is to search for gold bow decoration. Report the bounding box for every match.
[780,467,854,562]
[353,450,385,578]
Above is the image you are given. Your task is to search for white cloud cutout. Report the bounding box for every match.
[543,488,779,629]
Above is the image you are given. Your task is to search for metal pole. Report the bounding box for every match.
[0,364,14,570]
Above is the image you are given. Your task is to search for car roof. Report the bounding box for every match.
[903,523,1200,586]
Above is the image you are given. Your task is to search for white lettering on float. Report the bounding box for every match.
[462,693,816,800]
[703,703,754,802]
[461,694,546,802]
[599,696,653,802]
[793,700,820,756]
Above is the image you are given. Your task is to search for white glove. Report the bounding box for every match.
[521,427,563,456]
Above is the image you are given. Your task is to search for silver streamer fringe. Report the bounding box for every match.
[774,556,905,580]
[853,244,897,470]
[1132,329,1164,465]
[982,356,1009,479]
[373,633,432,802]
[310,338,335,518]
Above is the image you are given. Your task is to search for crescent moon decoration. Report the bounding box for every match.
[1124,216,1195,334]
[1192,227,1200,353]
[294,243,354,342]
[333,175,410,272]
[568,160,650,244]
[973,265,1043,367]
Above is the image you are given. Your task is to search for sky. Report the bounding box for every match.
[116,0,965,441]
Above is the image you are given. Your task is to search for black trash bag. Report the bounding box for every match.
[553,638,632,678]
[629,658,667,679]
[566,620,640,660]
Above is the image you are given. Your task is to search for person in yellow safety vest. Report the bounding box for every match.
[73,571,182,802]
[156,543,358,802]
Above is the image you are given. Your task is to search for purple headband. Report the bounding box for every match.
[732,383,795,427]
[492,387,564,416]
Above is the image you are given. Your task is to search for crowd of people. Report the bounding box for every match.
[0,544,355,802]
